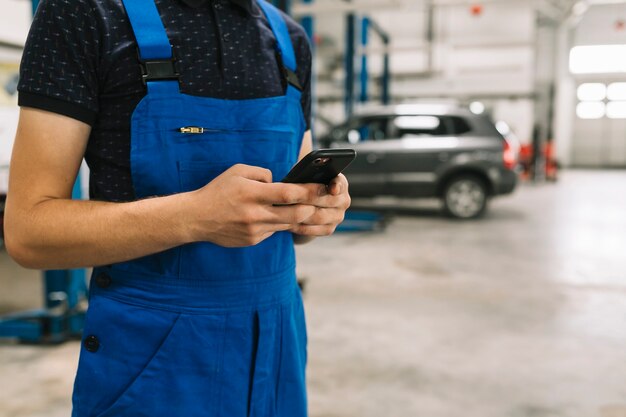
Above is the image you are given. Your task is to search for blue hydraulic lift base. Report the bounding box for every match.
[0,306,85,344]
[337,210,389,233]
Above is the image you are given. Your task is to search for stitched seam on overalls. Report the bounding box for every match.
[91,291,295,315]
[110,262,297,286]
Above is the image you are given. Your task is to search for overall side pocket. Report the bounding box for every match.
[72,296,181,417]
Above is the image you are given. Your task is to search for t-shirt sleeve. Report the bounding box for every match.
[17,0,101,126]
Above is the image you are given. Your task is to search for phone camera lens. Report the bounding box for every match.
[313,157,330,166]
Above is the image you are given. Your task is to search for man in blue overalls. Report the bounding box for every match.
[5,0,351,416]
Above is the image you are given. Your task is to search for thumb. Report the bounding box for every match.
[329,181,342,196]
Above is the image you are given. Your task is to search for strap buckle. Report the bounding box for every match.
[138,50,179,85]
[275,50,302,91]
[283,67,302,91]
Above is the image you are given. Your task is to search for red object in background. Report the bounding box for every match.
[313,34,322,46]
[518,143,559,181]
[503,140,516,170]
[470,4,483,17]
[616,20,625,31]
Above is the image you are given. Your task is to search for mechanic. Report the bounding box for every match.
[4,0,351,416]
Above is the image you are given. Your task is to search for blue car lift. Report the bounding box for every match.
[335,15,392,233]
[337,210,389,233]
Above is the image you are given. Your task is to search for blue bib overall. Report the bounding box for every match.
[71,1,308,416]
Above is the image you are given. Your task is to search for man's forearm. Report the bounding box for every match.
[5,192,196,270]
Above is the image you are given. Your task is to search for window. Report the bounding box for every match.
[332,117,393,143]
[332,114,473,142]
[447,116,472,135]
[394,116,450,137]
[570,45,626,74]
[577,83,606,101]
[607,83,626,101]
[577,102,605,119]
[576,82,626,119]
[394,116,440,130]
[607,101,626,119]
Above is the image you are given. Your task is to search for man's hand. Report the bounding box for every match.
[186,164,328,247]
[289,174,351,237]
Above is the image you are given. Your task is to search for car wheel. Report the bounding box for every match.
[443,175,488,219]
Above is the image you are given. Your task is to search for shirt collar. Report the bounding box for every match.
[180,0,254,13]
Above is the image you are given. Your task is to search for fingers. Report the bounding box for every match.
[257,181,348,208]
[261,204,317,225]
[290,224,338,237]
[230,164,273,183]
[300,206,346,227]
[328,174,349,196]
[254,182,326,205]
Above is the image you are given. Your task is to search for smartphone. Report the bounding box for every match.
[282,149,356,185]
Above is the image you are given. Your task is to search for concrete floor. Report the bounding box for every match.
[1,170,625,417]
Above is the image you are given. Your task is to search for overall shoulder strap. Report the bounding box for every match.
[256,0,302,91]
[121,0,179,89]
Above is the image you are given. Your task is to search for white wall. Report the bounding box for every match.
[0,0,30,187]
[574,3,626,46]
[0,0,31,49]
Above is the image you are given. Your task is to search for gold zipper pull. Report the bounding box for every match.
[179,126,205,134]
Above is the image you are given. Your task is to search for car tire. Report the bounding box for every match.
[442,175,488,219]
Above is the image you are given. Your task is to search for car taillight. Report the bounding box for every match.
[503,140,516,170]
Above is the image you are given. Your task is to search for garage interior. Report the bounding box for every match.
[1,0,626,417]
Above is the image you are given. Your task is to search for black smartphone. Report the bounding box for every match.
[282,148,356,185]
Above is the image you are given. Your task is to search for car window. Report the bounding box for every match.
[393,116,448,137]
[329,114,472,143]
[353,117,391,142]
[447,116,472,135]
[329,117,392,144]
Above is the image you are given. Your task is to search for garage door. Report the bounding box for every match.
[572,82,626,168]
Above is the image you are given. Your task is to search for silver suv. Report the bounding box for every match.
[319,104,519,219]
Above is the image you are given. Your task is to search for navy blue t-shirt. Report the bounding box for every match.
[17,0,312,202]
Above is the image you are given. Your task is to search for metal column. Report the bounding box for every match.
[272,0,291,14]
[300,0,314,40]
[360,17,370,103]
[359,17,391,105]
[345,13,356,117]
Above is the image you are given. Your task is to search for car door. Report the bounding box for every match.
[378,115,456,197]
[329,116,391,198]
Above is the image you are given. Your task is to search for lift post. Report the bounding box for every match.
[359,17,391,105]
[272,0,291,14]
[345,13,357,117]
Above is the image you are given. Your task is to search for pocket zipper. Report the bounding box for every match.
[179,126,207,134]
[177,126,291,135]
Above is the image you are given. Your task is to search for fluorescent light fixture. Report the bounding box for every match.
[576,102,605,119]
[570,45,626,74]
